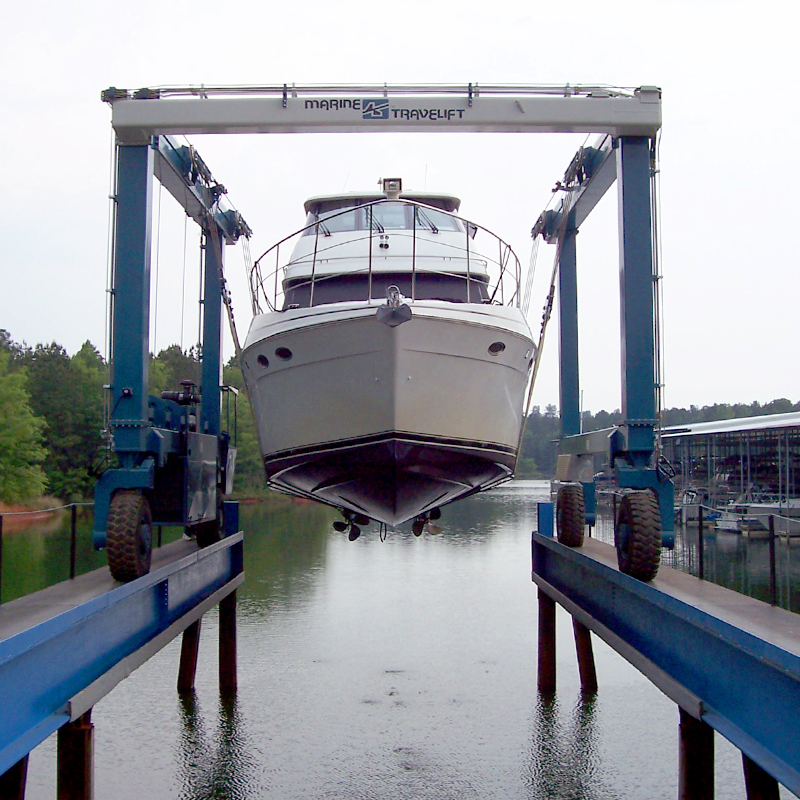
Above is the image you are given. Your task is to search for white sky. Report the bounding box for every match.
[1,0,796,415]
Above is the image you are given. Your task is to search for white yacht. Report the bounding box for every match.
[241,179,534,532]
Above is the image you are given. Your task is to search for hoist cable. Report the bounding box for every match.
[651,130,666,456]
[103,132,119,452]
[152,181,163,354]
[515,231,565,466]
[197,227,204,386]
[180,212,189,352]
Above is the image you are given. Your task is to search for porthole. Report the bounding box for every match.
[275,347,293,361]
[488,341,506,356]
[257,354,269,368]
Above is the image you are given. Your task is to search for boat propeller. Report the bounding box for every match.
[334,510,370,541]
[412,508,443,536]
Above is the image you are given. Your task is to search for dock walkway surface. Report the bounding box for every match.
[0,533,244,775]
[533,533,800,795]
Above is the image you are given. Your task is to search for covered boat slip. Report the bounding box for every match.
[662,412,800,513]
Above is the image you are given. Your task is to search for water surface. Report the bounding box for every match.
[12,482,796,798]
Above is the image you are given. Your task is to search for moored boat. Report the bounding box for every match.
[241,179,535,529]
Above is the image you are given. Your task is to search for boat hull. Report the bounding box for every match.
[241,301,534,526]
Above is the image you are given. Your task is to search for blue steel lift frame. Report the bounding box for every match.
[98,84,668,543]
[532,532,800,794]
[93,135,251,548]
[534,134,674,537]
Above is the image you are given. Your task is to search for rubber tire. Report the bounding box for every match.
[615,491,662,581]
[107,491,153,582]
[556,484,585,547]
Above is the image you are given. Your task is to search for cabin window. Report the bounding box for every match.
[302,201,464,236]
[371,202,408,230]
[414,206,461,232]
[318,208,359,234]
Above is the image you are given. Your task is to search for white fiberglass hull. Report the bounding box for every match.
[241,300,534,526]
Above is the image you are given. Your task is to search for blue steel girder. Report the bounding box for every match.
[534,135,659,466]
[200,227,225,437]
[103,134,251,540]
[558,219,580,438]
[616,135,657,464]
[110,144,154,459]
[532,534,800,794]
[0,533,244,775]
[534,135,617,244]
[110,137,250,450]
[153,135,251,245]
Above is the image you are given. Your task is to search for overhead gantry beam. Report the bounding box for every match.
[103,83,662,144]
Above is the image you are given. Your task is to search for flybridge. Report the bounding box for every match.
[102,82,662,144]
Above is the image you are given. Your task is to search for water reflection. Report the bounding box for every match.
[238,496,332,608]
[176,692,261,800]
[528,694,605,800]
[440,480,542,541]
[0,508,106,602]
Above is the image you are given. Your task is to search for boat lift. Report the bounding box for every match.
[93,133,251,581]
[98,82,670,581]
[531,133,675,580]
[0,81,685,799]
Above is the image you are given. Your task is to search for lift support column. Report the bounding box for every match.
[558,216,580,440]
[617,135,657,470]
[112,144,154,461]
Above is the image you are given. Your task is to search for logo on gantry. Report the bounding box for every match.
[362,100,390,120]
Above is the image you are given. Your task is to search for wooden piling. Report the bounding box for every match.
[0,755,28,800]
[57,710,93,800]
[537,588,556,693]
[678,708,714,799]
[572,617,598,693]
[177,619,202,693]
[219,590,238,695]
[742,753,780,800]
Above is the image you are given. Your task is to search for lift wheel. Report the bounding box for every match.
[615,490,661,581]
[106,490,153,582]
[556,483,585,547]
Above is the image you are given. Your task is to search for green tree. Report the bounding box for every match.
[20,342,107,500]
[149,345,201,395]
[0,350,47,503]
[222,357,264,491]
[518,404,561,478]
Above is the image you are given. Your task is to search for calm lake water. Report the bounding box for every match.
[4,481,797,798]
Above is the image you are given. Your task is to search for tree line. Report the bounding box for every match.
[2,328,799,502]
[0,331,263,505]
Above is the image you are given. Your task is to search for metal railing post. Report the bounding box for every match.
[69,505,77,580]
[769,515,777,607]
[698,506,704,581]
[0,514,3,605]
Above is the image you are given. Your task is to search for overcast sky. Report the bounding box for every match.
[1,0,796,415]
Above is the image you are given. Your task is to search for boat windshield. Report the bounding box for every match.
[302,202,462,236]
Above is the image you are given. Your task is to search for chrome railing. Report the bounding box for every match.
[249,199,522,314]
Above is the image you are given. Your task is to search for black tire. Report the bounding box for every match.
[556,484,585,547]
[615,491,662,581]
[193,492,224,548]
[107,491,153,582]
